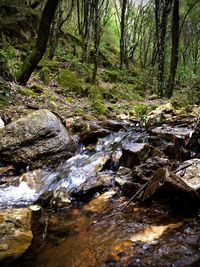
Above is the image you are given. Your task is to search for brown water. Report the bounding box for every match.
[8,195,200,267]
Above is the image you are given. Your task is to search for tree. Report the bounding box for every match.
[166,0,179,98]
[155,0,173,97]
[17,0,60,85]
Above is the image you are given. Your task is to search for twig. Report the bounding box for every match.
[174,163,192,173]
[119,181,150,212]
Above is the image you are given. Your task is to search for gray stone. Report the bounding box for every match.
[0,109,76,168]
[119,142,161,168]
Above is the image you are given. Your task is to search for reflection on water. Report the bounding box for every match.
[9,198,200,267]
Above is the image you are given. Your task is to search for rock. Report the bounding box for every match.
[97,119,126,132]
[151,126,194,160]
[0,208,32,260]
[140,159,200,201]
[129,223,183,244]
[119,142,161,168]
[0,109,76,168]
[76,120,110,144]
[132,156,171,182]
[84,190,116,213]
[151,126,193,142]
[145,103,175,125]
[0,118,4,129]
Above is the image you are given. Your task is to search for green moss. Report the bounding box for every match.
[38,58,58,70]
[17,87,36,97]
[30,84,44,94]
[39,67,50,85]
[0,95,9,108]
[75,106,85,115]
[102,68,138,83]
[58,69,83,96]
[92,100,107,115]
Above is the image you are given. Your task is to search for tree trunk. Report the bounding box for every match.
[17,0,59,85]
[120,0,128,69]
[155,0,172,97]
[91,0,100,84]
[166,0,179,98]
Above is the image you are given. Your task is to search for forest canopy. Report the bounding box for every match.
[0,0,199,101]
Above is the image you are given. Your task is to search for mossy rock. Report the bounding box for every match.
[17,87,35,97]
[102,68,138,83]
[92,100,107,115]
[38,58,58,70]
[58,69,83,96]
[30,84,44,94]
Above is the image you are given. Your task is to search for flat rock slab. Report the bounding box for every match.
[0,208,32,260]
[0,109,76,168]
[151,126,193,142]
[141,159,200,201]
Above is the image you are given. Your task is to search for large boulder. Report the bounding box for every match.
[140,159,200,201]
[0,208,32,261]
[0,109,76,168]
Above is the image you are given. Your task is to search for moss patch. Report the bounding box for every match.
[92,100,107,115]
[58,69,83,96]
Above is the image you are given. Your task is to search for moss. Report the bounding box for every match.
[30,84,44,94]
[17,87,36,97]
[38,58,58,70]
[102,68,138,83]
[58,69,83,96]
[75,106,85,116]
[39,67,50,85]
[0,95,9,108]
[92,100,107,115]
[112,84,144,101]
[132,104,156,119]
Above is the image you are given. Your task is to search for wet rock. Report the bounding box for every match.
[0,208,32,260]
[97,119,126,132]
[119,142,161,168]
[129,223,183,244]
[0,117,4,128]
[38,187,71,209]
[141,159,200,201]
[77,120,110,144]
[151,125,193,143]
[0,109,76,168]
[84,190,116,213]
[132,156,171,182]
[69,170,113,198]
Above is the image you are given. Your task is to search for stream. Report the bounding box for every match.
[0,124,200,267]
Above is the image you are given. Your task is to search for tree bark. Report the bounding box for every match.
[17,0,59,85]
[166,0,179,98]
[120,0,128,69]
[155,0,172,97]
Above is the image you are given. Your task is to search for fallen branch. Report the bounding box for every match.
[119,181,150,212]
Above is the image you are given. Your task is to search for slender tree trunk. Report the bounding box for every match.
[17,0,59,85]
[91,0,100,83]
[120,0,127,69]
[166,0,179,98]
